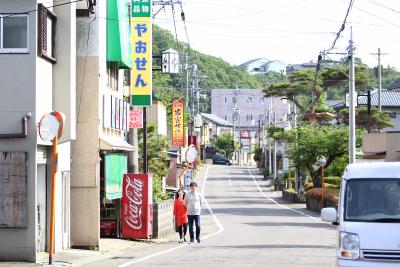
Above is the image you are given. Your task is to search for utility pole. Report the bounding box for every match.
[268,98,272,179]
[348,28,356,164]
[370,48,388,111]
[273,112,277,182]
[185,53,189,109]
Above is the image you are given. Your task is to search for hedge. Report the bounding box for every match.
[324,176,341,186]
[306,188,339,204]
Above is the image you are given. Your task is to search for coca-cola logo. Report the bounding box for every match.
[124,177,143,230]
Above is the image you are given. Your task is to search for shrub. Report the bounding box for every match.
[304,182,313,191]
[324,183,339,189]
[324,176,342,186]
[306,188,339,204]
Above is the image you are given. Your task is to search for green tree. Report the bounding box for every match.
[338,106,394,131]
[138,123,169,202]
[274,124,363,187]
[212,133,233,157]
[264,66,371,123]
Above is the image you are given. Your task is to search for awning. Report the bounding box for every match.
[100,136,134,151]
[106,0,132,69]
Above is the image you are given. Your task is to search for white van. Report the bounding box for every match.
[322,162,400,267]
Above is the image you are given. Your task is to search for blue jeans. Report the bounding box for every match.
[188,215,200,241]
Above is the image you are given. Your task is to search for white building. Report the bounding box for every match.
[240,58,286,75]
[0,0,78,261]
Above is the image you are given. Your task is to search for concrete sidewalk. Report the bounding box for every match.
[1,165,218,267]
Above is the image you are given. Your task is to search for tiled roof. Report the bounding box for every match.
[240,57,269,66]
[357,89,400,107]
[200,113,233,127]
[388,78,400,90]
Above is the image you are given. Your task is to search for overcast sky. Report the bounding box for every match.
[154,0,400,70]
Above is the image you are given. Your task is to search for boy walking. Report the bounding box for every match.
[185,182,203,244]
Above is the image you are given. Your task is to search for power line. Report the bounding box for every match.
[352,3,400,28]
[3,0,83,18]
[366,0,400,14]
[329,0,355,51]
[170,2,180,48]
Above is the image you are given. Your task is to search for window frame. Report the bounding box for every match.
[0,14,29,54]
[38,4,57,63]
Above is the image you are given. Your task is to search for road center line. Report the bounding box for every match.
[118,166,224,267]
[247,168,320,221]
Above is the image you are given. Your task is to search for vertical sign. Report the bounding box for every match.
[172,98,184,146]
[122,174,153,239]
[131,0,152,106]
[129,109,144,129]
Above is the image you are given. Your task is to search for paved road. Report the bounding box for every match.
[87,165,337,267]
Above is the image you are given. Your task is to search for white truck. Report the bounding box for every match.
[322,162,400,266]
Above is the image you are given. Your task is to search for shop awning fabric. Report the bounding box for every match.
[100,136,134,151]
[107,0,132,69]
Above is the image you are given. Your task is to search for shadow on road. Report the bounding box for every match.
[211,207,305,217]
[244,221,336,229]
[208,244,336,249]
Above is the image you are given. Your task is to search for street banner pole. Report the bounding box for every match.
[38,111,65,265]
[49,135,58,265]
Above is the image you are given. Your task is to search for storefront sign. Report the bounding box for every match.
[129,109,143,129]
[188,135,196,146]
[240,130,250,138]
[122,174,153,239]
[172,98,184,146]
[131,0,152,106]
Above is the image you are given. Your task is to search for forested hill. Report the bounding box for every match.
[153,25,264,90]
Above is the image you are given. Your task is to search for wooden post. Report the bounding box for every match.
[49,135,58,265]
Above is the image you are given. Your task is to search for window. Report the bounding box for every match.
[224,115,228,121]
[107,62,119,90]
[246,114,253,121]
[38,4,57,62]
[246,97,253,104]
[259,97,265,104]
[224,97,227,103]
[389,112,397,119]
[0,14,29,53]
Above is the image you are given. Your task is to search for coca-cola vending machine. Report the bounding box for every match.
[122,174,153,239]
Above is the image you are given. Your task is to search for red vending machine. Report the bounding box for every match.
[122,174,153,239]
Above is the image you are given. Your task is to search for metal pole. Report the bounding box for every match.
[348,28,356,164]
[143,107,148,173]
[185,53,189,109]
[321,166,325,209]
[273,112,277,182]
[128,106,139,174]
[268,100,272,179]
[49,135,58,265]
[378,48,382,111]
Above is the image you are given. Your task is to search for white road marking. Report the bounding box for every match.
[228,179,232,186]
[247,168,320,221]
[118,167,224,267]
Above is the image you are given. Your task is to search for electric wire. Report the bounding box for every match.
[329,0,355,51]
[171,3,180,48]
[365,0,400,14]
[2,0,83,18]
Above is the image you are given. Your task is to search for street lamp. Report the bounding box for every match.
[161,48,180,74]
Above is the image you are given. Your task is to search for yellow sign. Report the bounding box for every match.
[131,17,152,106]
[172,98,185,146]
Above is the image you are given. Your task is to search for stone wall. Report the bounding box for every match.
[153,200,174,238]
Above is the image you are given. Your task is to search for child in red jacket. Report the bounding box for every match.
[173,189,188,243]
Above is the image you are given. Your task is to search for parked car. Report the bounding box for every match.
[212,154,232,165]
[321,162,400,267]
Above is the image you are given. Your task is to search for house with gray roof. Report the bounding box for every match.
[388,77,400,91]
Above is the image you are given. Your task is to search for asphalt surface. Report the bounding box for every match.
[84,165,337,267]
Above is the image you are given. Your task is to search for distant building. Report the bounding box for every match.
[240,58,286,75]
[286,62,318,76]
[388,77,400,91]
[211,89,290,128]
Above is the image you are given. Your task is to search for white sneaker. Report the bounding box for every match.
[179,239,183,243]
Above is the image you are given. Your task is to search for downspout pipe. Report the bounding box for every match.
[0,115,30,139]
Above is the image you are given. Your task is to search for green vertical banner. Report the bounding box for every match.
[105,153,128,200]
[131,0,152,106]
